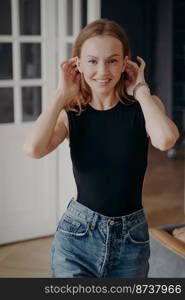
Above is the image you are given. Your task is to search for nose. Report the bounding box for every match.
[96,62,110,76]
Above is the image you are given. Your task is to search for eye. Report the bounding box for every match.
[108,59,118,64]
[88,59,118,64]
[88,60,97,64]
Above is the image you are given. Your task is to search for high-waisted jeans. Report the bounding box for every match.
[50,198,151,278]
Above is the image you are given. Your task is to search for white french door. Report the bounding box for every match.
[0,0,101,245]
[0,0,57,244]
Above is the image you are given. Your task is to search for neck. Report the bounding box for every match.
[90,91,119,110]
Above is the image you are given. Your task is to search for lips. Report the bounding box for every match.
[94,79,111,81]
[93,79,112,84]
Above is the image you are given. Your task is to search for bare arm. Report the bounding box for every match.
[23,56,81,158]
[136,87,180,151]
[22,90,68,158]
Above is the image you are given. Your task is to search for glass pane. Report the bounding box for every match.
[0,43,13,79]
[67,0,73,35]
[22,87,42,121]
[19,0,41,35]
[81,0,87,29]
[0,0,12,34]
[0,88,14,123]
[20,43,41,79]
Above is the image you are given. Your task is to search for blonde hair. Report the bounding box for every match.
[64,18,137,115]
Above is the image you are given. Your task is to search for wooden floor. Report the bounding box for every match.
[0,144,185,278]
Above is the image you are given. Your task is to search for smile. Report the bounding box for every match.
[93,79,111,84]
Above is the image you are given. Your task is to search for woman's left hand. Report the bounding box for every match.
[124,56,147,96]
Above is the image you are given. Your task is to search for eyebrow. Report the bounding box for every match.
[87,54,121,58]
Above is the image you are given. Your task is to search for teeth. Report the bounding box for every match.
[95,79,110,83]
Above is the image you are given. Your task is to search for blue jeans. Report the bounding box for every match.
[50,198,151,278]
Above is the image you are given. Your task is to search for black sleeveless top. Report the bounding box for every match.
[65,99,149,217]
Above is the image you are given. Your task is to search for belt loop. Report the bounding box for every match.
[90,213,99,230]
[122,216,127,232]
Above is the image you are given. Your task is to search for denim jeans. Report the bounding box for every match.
[50,198,151,278]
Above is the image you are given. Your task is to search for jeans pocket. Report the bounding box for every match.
[57,213,90,237]
[127,220,150,245]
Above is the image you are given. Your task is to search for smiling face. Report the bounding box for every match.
[77,35,128,96]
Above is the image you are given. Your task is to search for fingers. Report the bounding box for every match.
[60,56,77,66]
[127,60,139,70]
[136,56,146,70]
[61,62,76,73]
[127,56,146,70]
[60,56,78,72]
[59,57,81,84]
[125,63,137,80]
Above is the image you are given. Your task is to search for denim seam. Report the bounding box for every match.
[98,220,111,277]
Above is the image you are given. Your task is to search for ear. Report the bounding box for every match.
[76,57,82,73]
[122,56,128,73]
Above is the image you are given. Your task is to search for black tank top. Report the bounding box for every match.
[65,99,149,217]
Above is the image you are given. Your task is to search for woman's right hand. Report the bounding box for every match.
[57,56,81,101]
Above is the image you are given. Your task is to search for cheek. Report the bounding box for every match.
[81,62,92,73]
[83,72,94,84]
[83,68,95,79]
[110,69,122,80]
[114,65,123,73]
[108,63,122,73]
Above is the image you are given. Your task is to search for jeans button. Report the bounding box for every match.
[109,220,115,225]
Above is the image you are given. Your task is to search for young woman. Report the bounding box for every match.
[23,19,180,278]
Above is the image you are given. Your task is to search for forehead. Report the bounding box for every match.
[81,35,123,57]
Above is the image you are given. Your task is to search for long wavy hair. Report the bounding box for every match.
[64,18,137,115]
